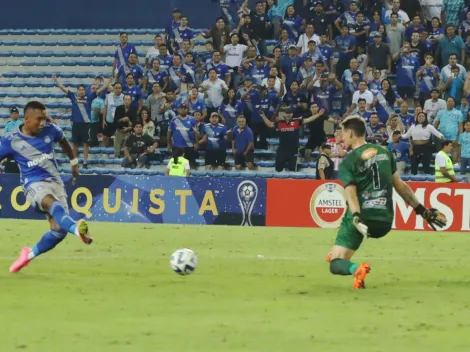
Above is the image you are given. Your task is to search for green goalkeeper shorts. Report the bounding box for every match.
[335,212,393,251]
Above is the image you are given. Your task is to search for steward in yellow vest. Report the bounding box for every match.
[166,147,190,176]
[435,141,457,183]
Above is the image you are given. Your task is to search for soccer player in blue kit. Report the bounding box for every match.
[0,101,93,273]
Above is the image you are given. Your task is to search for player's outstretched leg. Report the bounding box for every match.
[330,257,371,289]
[9,229,67,273]
[48,200,92,245]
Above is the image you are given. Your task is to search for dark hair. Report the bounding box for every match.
[230,32,239,39]
[390,12,399,18]
[181,15,188,20]
[451,65,460,72]
[78,84,86,90]
[342,117,366,137]
[24,100,46,115]
[208,68,217,75]
[321,143,332,150]
[223,88,238,105]
[308,40,316,45]
[159,43,167,48]
[119,31,128,37]
[126,73,134,79]
[357,98,366,104]
[381,78,396,106]
[173,147,185,164]
[155,34,162,39]
[283,5,295,19]
[445,24,455,30]
[441,140,453,148]
[113,82,122,88]
[139,107,151,122]
[415,112,429,127]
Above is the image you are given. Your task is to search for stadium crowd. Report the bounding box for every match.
[3,0,470,179]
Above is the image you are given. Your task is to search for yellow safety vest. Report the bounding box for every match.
[168,157,188,176]
[435,151,455,183]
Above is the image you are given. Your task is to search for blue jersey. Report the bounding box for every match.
[405,24,425,41]
[396,55,419,87]
[203,123,228,150]
[341,69,363,96]
[252,96,271,123]
[204,61,231,80]
[219,101,243,121]
[281,15,304,40]
[0,123,64,187]
[68,91,97,123]
[188,98,206,115]
[399,113,415,127]
[246,63,270,85]
[122,85,143,110]
[171,27,196,50]
[91,97,105,124]
[281,56,304,86]
[318,44,333,67]
[419,65,440,92]
[114,43,138,69]
[232,126,253,153]
[4,119,23,135]
[459,131,470,158]
[156,54,173,72]
[169,116,197,147]
[357,110,372,123]
[374,90,400,123]
[181,63,196,84]
[334,34,356,62]
[311,86,336,115]
[388,141,410,163]
[144,70,168,93]
[117,64,144,86]
[301,50,325,65]
[168,65,185,90]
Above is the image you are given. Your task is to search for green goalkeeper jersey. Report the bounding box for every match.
[339,143,397,223]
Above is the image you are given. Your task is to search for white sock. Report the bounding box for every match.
[27,250,36,260]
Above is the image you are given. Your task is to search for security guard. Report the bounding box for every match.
[165,147,190,176]
[435,140,458,183]
[316,143,334,180]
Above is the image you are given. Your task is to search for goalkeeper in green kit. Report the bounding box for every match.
[326,116,447,289]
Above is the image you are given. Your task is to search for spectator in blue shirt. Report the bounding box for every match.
[165,8,182,45]
[281,5,304,41]
[334,25,356,79]
[441,65,465,102]
[232,116,255,170]
[170,15,196,52]
[318,34,334,70]
[393,42,420,107]
[3,108,22,135]
[116,53,144,86]
[168,54,185,91]
[122,74,144,112]
[388,130,410,174]
[167,103,199,168]
[416,54,440,107]
[438,24,465,65]
[143,59,169,94]
[200,112,229,170]
[204,51,231,86]
[280,45,304,87]
[113,32,138,75]
[90,94,105,147]
[156,43,173,72]
[405,15,425,41]
[442,0,465,26]
[435,96,464,163]
[459,120,470,176]
[219,88,243,130]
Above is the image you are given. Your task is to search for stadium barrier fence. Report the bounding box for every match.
[1,175,468,231]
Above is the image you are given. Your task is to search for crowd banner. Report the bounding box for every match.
[266,179,470,232]
[0,175,267,226]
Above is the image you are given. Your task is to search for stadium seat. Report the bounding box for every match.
[63,60,78,66]
[49,61,64,66]
[68,52,82,58]
[52,51,67,57]
[191,170,207,177]
[57,40,73,46]
[0,51,12,57]
[85,40,100,46]
[30,72,46,78]
[2,72,18,78]
[126,169,143,175]
[256,172,274,178]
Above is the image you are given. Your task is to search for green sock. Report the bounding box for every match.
[330,258,359,276]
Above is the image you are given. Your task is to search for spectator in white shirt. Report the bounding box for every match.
[384,0,410,25]
[145,35,166,68]
[440,54,467,81]
[200,68,229,117]
[346,81,374,115]
[296,24,320,55]
[221,33,250,89]
[423,88,446,123]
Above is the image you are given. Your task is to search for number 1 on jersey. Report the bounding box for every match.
[371,162,381,190]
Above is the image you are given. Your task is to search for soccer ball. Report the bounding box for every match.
[240,185,255,202]
[170,248,198,275]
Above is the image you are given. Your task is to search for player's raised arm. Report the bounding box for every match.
[52,75,70,94]
[392,173,447,230]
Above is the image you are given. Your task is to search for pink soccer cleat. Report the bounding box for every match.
[76,219,93,245]
[10,247,31,273]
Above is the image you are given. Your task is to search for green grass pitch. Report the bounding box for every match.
[1,219,470,351]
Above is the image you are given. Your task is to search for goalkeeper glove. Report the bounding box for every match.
[414,204,447,231]
[353,212,370,238]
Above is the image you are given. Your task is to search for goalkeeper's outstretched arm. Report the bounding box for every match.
[392,173,420,208]
[392,172,447,230]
